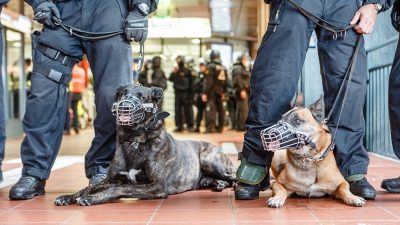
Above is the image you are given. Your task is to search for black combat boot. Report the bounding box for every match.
[349,178,376,200]
[9,175,46,200]
[381,177,400,193]
[234,175,270,200]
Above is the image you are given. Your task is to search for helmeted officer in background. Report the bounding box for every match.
[232,55,250,131]
[202,49,228,133]
[234,0,393,201]
[9,0,159,200]
[194,62,207,133]
[138,56,167,110]
[381,0,400,193]
[0,0,9,183]
[169,55,195,132]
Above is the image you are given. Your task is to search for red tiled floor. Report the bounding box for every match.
[68,210,155,223]
[1,129,400,224]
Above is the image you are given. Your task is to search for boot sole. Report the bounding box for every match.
[9,190,45,200]
[235,192,259,200]
[381,185,400,193]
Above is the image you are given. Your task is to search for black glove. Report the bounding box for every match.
[392,1,400,32]
[33,1,60,29]
[124,12,148,44]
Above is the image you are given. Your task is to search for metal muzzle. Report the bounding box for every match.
[112,95,157,126]
[260,121,313,152]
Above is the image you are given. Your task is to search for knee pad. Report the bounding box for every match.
[236,157,267,185]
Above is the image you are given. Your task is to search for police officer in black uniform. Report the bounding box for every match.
[194,62,207,133]
[381,0,400,193]
[169,55,194,132]
[234,0,393,201]
[202,49,228,133]
[232,55,250,131]
[9,0,159,200]
[138,56,167,110]
[0,0,9,183]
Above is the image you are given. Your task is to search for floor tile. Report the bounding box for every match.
[0,210,78,223]
[234,208,317,222]
[151,209,234,223]
[67,210,154,223]
[310,207,399,221]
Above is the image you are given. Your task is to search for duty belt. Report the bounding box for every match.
[37,43,79,67]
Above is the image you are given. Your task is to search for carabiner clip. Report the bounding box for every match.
[132,44,145,83]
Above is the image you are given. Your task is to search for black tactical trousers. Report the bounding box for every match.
[389,37,400,159]
[195,94,205,128]
[205,93,225,132]
[243,0,368,178]
[174,91,194,129]
[21,0,132,179]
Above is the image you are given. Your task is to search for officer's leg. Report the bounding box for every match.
[205,93,217,133]
[236,0,321,200]
[0,24,5,182]
[381,37,400,193]
[195,96,202,129]
[174,93,183,130]
[184,96,194,129]
[318,0,374,199]
[9,25,82,199]
[216,94,224,132]
[82,0,133,179]
[20,23,82,180]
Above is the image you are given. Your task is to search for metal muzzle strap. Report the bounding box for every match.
[112,94,157,126]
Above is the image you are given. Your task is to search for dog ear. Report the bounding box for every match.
[151,87,163,104]
[308,95,325,123]
[114,86,128,102]
[293,92,304,108]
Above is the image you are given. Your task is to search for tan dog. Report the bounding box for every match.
[267,97,366,208]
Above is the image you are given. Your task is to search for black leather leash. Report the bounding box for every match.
[51,16,145,80]
[286,0,363,161]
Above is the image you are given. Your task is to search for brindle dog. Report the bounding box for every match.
[54,85,236,206]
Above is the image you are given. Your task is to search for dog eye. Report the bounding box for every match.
[293,118,302,126]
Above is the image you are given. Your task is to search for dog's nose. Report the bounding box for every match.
[268,140,280,152]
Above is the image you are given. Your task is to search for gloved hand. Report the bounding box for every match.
[124,12,148,44]
[33,1,60,29]
[392,1,400,32]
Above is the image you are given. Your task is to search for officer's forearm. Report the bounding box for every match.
[363,0,395,12]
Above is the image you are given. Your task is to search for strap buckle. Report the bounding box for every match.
[48,69,64,83]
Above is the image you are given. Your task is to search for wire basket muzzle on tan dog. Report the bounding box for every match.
[260,121,316,152]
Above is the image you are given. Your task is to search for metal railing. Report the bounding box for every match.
[365,36,398,157]
[365,64,393,156]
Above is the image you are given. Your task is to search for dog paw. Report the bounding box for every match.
[346,196,366,207]
[76,197,94,206]
[54,195,75,206]
[267,197,285,208]
[212,180,225,192]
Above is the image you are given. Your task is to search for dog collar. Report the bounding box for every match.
[309,141,335,162]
